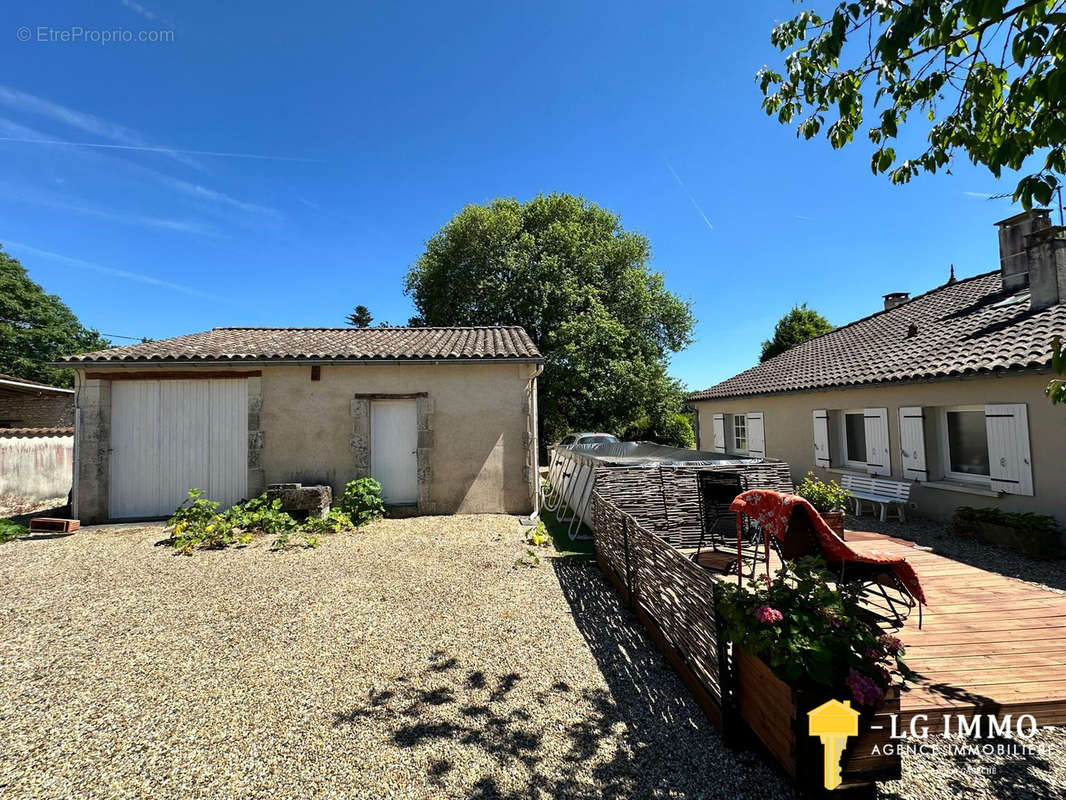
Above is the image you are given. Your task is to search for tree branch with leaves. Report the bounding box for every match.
[759,0,1066,207]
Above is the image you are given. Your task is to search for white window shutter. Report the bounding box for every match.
[863,408,891,476]
[898,406,927,482]
[812,410,831,468]
[985,404,1034,495]
[711,413,725,451]
[747,412,766,458]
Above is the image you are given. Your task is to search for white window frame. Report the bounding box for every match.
[937,405,991,486]
[838,409,868,470]
[730,413,748,454]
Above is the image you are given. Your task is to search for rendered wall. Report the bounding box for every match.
[0,435,73,502]
[74,362,539,521]
[691,373,1066,524]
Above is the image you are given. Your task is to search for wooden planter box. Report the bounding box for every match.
[734,647,900,794]
[822,510,846,540]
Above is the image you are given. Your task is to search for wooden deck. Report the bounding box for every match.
[847,530,1066,731]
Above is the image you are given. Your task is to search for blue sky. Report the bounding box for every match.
[1,1,1030,391]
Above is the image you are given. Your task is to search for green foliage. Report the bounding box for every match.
[795,471,851,513]
[952,505,1061,559]
[717,558,911,705]
[759,1,1066,207]
[346,305,373,327]
[404,194,696,449]
[513,547,541,569]
[1048,336,1066,405]
[525,520,551,547]
[338,478,386,525]
[0,247,110,387]
[0,518,28,544]
[622,408,696,449]
[301,508,354,535]
[760,304,834,362]
[166,490,327,554]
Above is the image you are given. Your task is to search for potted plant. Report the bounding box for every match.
[717,558,909,790]
[795,472,850,538]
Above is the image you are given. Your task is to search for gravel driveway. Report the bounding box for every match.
[2,515,1062,799]
[0,515,789,800]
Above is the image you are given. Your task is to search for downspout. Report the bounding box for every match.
[685,402,700,450]
[527,363,544,520]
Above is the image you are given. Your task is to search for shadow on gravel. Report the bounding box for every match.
[330,556,791,799]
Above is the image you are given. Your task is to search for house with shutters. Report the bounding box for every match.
[686,209,1066,525]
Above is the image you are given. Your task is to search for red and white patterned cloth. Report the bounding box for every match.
[729,490,927,605]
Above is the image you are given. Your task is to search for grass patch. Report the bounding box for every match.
[538,506,595,557]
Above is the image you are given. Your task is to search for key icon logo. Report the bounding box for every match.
[808,699,860,790]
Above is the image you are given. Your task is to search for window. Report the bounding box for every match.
[577,434,618,444]
[732,413,747,452]
[943,407,990,479]
[843,411,867,466]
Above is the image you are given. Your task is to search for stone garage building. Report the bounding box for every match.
[61,327,543,523]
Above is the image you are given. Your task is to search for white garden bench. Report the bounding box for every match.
[840,474,911,522]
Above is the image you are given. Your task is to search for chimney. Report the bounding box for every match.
[995,209,1052,291]
[1025,225,1066,310]
[883,292,909,311]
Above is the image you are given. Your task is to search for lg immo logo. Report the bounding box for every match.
[809,701,1052,790]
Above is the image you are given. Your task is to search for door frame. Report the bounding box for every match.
[352,392,434,512]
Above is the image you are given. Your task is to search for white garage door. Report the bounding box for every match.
[109,379,248,519]
[370,398,418,505]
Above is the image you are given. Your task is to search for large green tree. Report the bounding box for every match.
[0,246,109,387]
[404,194,695,450]
[760,1,1066,207]
[760,304,835,362]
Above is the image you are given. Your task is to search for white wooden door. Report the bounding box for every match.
[371,399,418,505]
[110,379,248,519]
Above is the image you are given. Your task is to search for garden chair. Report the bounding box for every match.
[693,470,756,575]
[729,490,926,628]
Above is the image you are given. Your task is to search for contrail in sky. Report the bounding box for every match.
[0,136,320,162]
[665,159,714,232]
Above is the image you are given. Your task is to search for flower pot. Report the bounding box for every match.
[733,647,900,792]
[821,510,846,540]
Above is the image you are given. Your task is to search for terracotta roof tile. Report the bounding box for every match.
[0,427,73,437]
[60,326,542,364]
[687,272,1066,401]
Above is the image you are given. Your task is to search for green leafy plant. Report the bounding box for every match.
[338,478,386,526]
[0,518,28,544]
[301,509,354,535]
[166,490,322,554]
[794,472,851,513]
[1048,336,1065,406]
[952,506,1061,559]
[513,548,540,569]
[525,521,551,548]
[717,557,911,707]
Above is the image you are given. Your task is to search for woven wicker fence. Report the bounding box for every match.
[591,489,729,720]
[592,462,793,549]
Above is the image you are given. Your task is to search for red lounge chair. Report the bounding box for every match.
[730,490,926,627]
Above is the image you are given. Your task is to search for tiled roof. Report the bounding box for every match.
[60,326,543,364]
[0,427,74,437]
[688,271,1066,401]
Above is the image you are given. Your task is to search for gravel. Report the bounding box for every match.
[0,515,789,800]
[2,514,1061,799]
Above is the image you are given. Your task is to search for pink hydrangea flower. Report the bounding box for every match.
[878,634,904,655]
[847,668,884,707]
[755,605,783,624]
